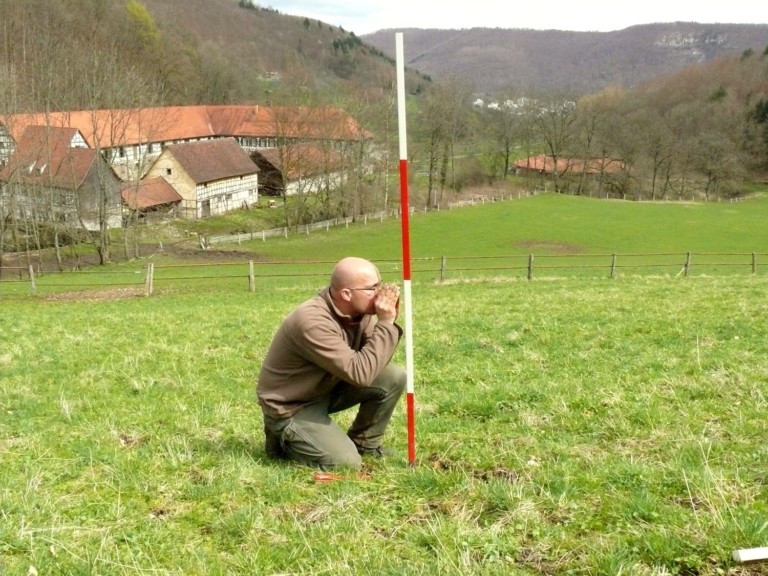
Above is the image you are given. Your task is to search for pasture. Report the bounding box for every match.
[232,193,768,260]
[2,194,768,575]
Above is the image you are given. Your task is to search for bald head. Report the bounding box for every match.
[330,257,380,291]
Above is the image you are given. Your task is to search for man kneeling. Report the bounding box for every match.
[257,257,406,469]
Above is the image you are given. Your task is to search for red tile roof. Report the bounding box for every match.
[2,105,370,149]
[121,178,182,209]
[0,125,98,188]
[514,154,623,174]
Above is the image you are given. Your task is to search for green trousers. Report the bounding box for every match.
[263,363,406,469]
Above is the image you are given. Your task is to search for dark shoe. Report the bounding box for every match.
[264,427,284,459]
[355,445,393,458]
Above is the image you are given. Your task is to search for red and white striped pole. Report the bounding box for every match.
[395,32,416,466]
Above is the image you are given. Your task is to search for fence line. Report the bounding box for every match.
[3,252,765,296]
[205,209,395,246]
[205,194,518,246]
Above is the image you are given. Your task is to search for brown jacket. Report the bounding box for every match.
[257,287,402,418]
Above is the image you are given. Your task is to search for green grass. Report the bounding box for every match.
[230,193,768,259]
[3,276,768,575]
[4,193,768,297]
[3,193,768,574]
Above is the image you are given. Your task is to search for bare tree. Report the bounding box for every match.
[326,76,396,220]
[414,78,472,206]
[530,94,578,193]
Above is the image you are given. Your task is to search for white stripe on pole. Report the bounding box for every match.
[396,32,416,465]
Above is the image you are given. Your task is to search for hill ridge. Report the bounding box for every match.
[363,22,768,95]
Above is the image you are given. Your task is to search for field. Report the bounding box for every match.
[2,194,768,575]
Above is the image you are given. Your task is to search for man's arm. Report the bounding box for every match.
[295,307,401,387]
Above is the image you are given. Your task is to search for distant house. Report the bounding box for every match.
[251,143,344,196]
[513,154,624,177]
[121,177,183,217]
[143,138,259,219]
[0,125,122,230]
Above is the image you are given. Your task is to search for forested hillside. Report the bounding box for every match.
[0,0,429,113]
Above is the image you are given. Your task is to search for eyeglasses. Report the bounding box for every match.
[348,282,382,292]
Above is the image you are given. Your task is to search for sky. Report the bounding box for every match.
[266,0,768,36]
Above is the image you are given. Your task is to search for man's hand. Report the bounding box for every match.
[374,282,400,323]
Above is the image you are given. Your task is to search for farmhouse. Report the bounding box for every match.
[0,125,122,231]
[0,104,370,226]
[0,105,369,180]
[514,154,624,177]
[143,138,260,219]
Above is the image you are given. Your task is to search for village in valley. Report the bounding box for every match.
[0,104,368,230]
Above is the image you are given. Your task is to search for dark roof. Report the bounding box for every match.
[0,125,97,189]
[121,177,182,209]
[164,137,259,184]
[252,143,342,180]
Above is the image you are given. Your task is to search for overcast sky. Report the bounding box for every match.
[266,0,768,36]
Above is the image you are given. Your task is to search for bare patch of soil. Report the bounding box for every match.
[42,287,146,302]
[163,244,266,262]
[1,240,262,278]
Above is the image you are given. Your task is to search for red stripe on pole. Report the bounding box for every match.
[399,158,411,280]
[406,392,416,462]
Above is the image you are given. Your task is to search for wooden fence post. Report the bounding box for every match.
[684,252,691,277]
[144,262,154,296]
[527,254,534,281]
[610,254,617,279]
[440,256,447,282]
[28,265,36,294]
[248,260,255,292]
[752,252,756,275]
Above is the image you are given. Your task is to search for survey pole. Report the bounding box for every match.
[396,32,416,465]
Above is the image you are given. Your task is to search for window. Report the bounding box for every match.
[166,168,172,176]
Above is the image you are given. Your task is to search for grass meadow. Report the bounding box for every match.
[2,193,768,575]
